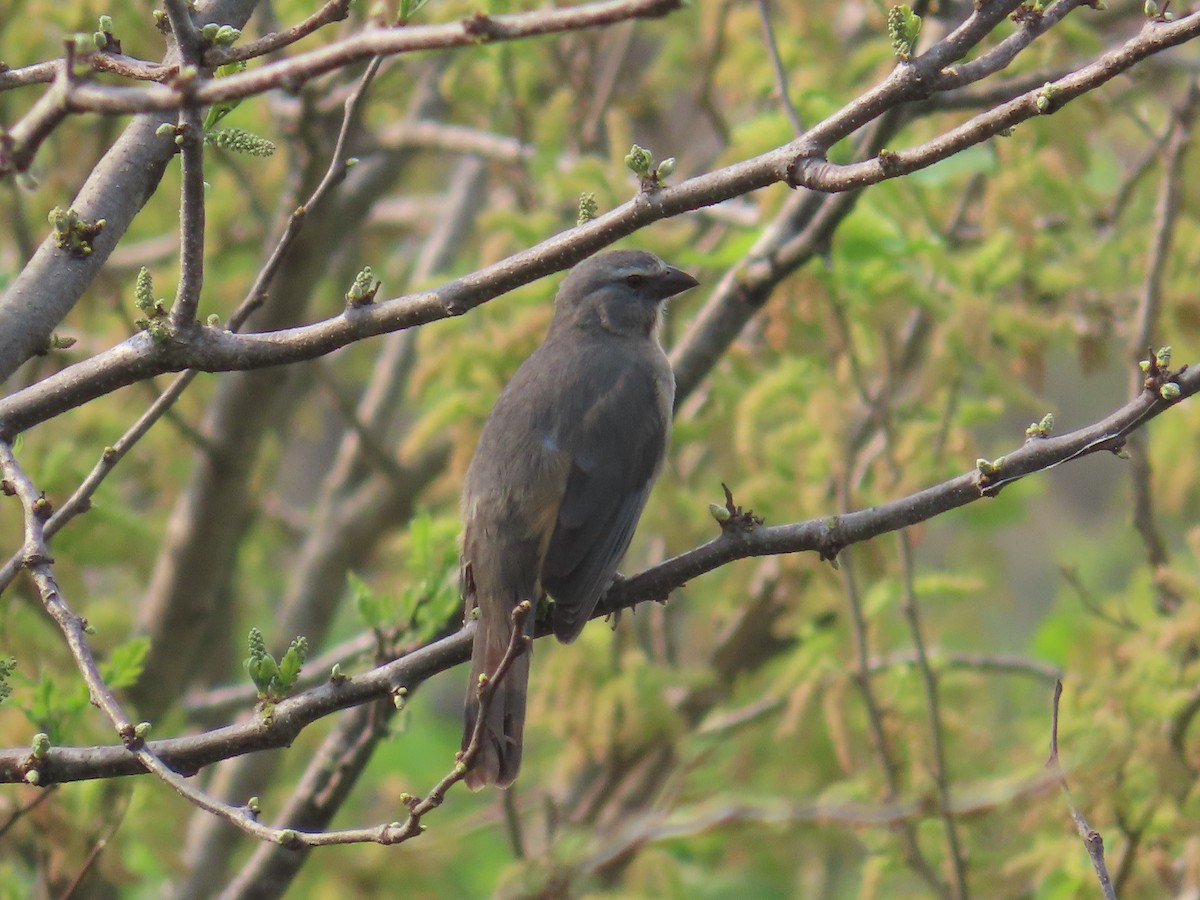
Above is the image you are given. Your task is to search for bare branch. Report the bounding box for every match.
[754,0,804,135]
[2,369,1193,786]
[788,14,1200,191]
[0,372,198,595]
[1046,682,1118,900]
[168,108,207,331]
[233,55,384,329]
[897,531,968,898]
[1124,77,1199,610]
[60,0,687,116]
[206,0,354,66]
[3,11,1198,434]
[838,547,947,895]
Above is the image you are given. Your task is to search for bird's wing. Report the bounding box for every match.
[541,367,669,643]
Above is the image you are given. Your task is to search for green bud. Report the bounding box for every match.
[1034,83,1056,114]
[345,266,379,307]
[977,457,1005,476]
[1159,382,1181,401]
[277,829,298,845]
[1156,346,1172,368]
[24,769,40,786]
[577,191,599,226]
[134,722,152,739]
[656,157,676,178]
[206,313,220,327]
[205,128,276,157]
[1026,412,1054,438]
[624,144,653,176]
[887,5,922,60]
[709,503,731,524]
[1144,0,1158,16]
[1139,359,1151,372]
[31,733,50,758]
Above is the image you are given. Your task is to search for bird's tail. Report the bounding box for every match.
[462,608,531,790]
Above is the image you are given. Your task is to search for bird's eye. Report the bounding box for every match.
[624,273,645,287]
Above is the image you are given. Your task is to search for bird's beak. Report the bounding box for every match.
[654,266,700,300]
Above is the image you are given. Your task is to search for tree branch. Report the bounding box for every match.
[2,366,1193,786]
[4,11,1198,436]
[59,0,685,115]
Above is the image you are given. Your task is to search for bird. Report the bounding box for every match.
[460,248,699,789]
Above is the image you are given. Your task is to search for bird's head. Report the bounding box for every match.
[553,249,699,339]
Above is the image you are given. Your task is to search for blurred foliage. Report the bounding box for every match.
[1,0,1199,896]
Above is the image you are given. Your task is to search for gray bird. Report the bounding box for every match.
[460,249,699,789]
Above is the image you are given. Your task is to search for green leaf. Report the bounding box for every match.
[100,637,149,690]
[276,637,308,692]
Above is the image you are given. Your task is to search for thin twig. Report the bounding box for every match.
[581,767,1063,872]
[58,791,130,900]
[206,0,354,67]
[58,0,687,116]
[1046,681,1118,900]
[837,542,949,897]
[0,371,198,596]
[897,531,969,899]
[0,784,57,839]
[1167,686,1200,776]
[232,55,383,328]
[754,0,803,135]
[1124,77,1199,611]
